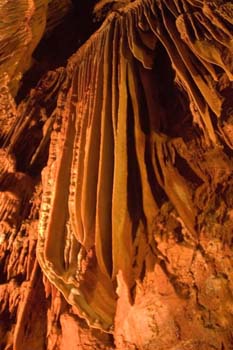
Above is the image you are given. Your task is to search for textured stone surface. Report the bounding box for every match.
[0,0,233,349]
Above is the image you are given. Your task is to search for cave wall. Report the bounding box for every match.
[0,1,233,349]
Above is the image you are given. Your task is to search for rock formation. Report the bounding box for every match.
[0,0,233,349]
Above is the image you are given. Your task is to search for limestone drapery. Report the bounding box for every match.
[0,0,232,348]
[34,0,233,331]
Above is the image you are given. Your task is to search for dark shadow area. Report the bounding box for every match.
[16,0,99,104]
[152,42,192,137]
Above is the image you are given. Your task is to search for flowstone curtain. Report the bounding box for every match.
[36,0,233,331]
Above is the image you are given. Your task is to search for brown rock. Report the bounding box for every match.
[0,1,233,349]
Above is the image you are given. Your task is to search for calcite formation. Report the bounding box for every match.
[0,0,48,95]
[0,0,72,140]
[0,0,233,349]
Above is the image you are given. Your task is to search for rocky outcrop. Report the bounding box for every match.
[0,1,233,349]
[0,0,72,141]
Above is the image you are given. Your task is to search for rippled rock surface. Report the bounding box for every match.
[0,1,233,349]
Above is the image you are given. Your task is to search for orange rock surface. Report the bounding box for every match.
[0,1,233,349]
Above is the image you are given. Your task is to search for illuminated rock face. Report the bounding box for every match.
[0,0,48,94]
[0,1,233,349]
[0,0,72,141]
